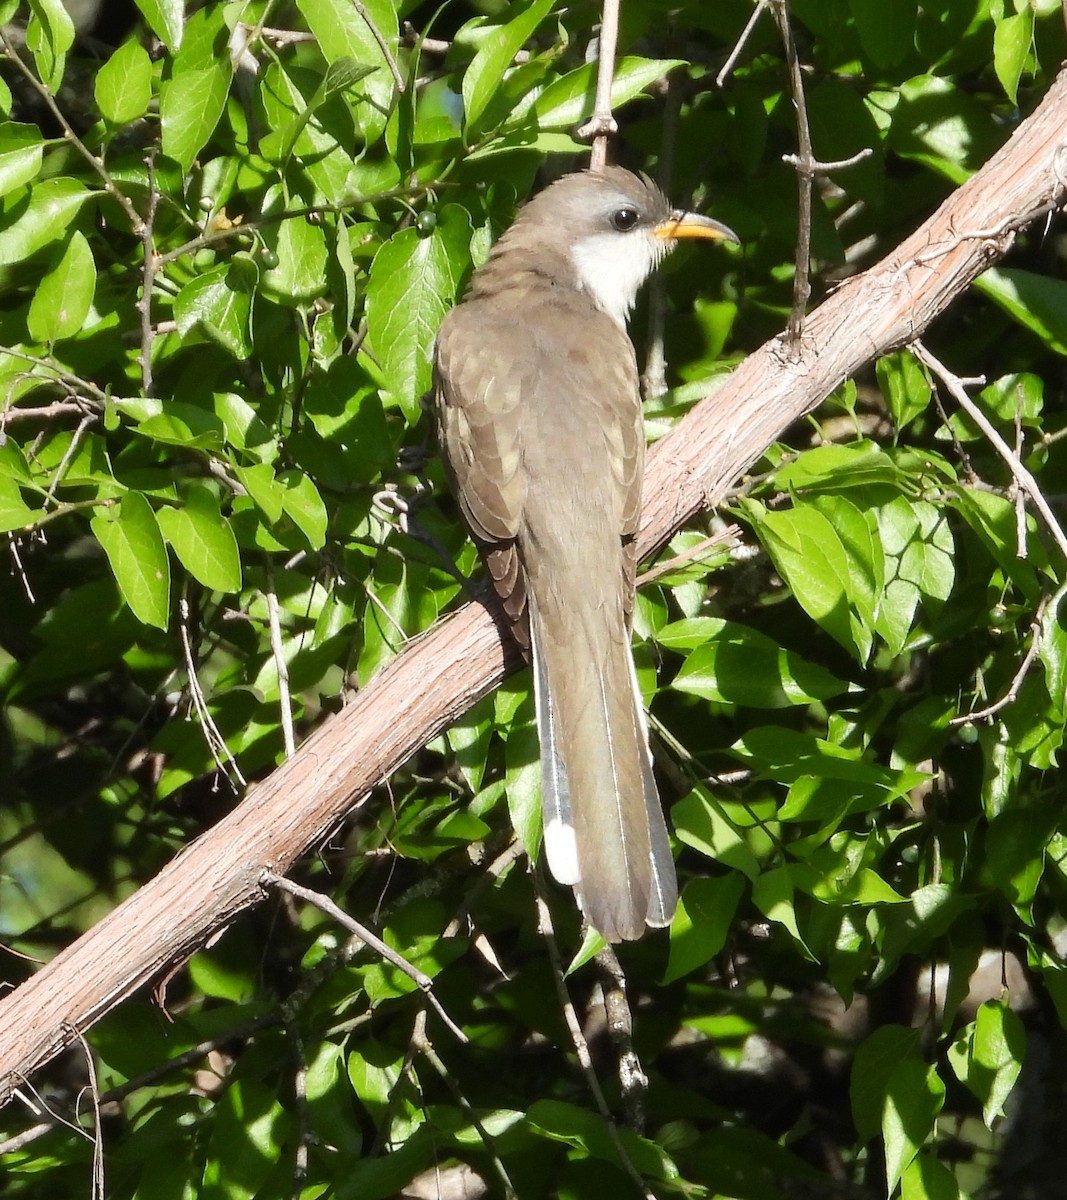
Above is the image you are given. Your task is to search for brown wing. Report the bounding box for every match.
[595,345,644,631]
[434,299,528,632]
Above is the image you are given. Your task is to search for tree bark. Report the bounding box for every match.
[1,65,1065,1110]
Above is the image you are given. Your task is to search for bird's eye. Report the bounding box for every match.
[610,207,640,232]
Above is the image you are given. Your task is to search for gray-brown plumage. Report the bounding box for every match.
[434,167,737,941]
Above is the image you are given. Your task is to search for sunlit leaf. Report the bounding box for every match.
[91,493,171,629]
[157,486,242,593]
[95,38,154,124]
[27,231,95,344]
[0,123,43,200]
[364,205,472,417]
[463,0,554,130]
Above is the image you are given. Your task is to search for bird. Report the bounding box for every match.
[433,166,738,941]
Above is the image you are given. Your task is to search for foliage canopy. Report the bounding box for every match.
[2,0,1067,1197]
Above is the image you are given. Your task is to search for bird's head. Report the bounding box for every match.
[505,166,739,327]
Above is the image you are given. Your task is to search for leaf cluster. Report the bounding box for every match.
[3,0,1067,1198]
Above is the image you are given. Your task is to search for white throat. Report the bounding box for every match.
[569,231,666,328]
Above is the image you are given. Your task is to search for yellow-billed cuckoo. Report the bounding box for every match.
[434,167,738,941]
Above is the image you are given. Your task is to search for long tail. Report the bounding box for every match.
[529,593,677,941]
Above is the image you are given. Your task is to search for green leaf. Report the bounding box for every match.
[202,1079,287,1200]
[982,804,1055,918]
[215,392,275,460]
[877,351,931,431]
[27,231,95,344]
[751,866,814,958]
[91,493,171,629]
[260,215,329,302]
[463,0,554,131]
[259,57,372,166]
[297,0,399,145]
[1039,591,1067,719]
[974,267,1067,356]
[901,1154,960,1200]
[951,486,1044,597]
[851,1024,924,1141]
[95,39,154,125]
[672,790,761,881]
[993,8,1033,105]
[277,469,328,549]
[848,0,916,68]
[672,618,851,708]
[883,1059,945,1193]
[948,1000,1025,1128]
[0,474,33,532]
[234,463,286,524]
[0,123,44,200]
[532,57,684,130]
[887,74,1000,183]
[133,0,184,51]
[773,441,907,493]
[976,372,1044,427]
[0,177,92,264]
[526,1099,671,1179]
[364,205,472,417]
[504,713,543,860]
[26,0,74,90]
[811,493,881,654]
[735,727,924,803]
[173,266,253,359]
[664,873,745,983]
[157,486,242,593]
[118,398,226,450]
[875,497,954,655]
[740,498,868,662]
[160,63,232,174]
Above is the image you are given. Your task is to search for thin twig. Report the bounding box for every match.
[265,587,296,759]
[285,1020,311,1199]
[576,0,621,168]
[781,147,873,172]
[0,350,109,405]
[0,28,144,234]
[0,402,94,422]
[642,73,684,400]
[6,539,36,604]
[950,579,1067,725]
[44,415,95,500]
[0,1006,288,1155]
[636,525,742,587]
[10,1077,91,1143]
[71,1030,105,1200]
[139,151,161,399]
[415,1022,518,1199]
[717,0,771,88]
[178,594,247,787]
[151,186,432,268]
[594,948,647,1132]
[535,896,656,1200]
[263,871,468,1042]
[349,0,405,93]
[443,839,525,939]
[239,22,314,46]
[912,340,1067,561]
[950,615,1043,726]
[770,0,814,342]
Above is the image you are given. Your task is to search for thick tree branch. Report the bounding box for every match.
[1,66,1066,1110]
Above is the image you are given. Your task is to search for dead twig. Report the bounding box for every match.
[577,0,621,169]
[263,871,468,1043]
[912,340,1067,561]
[535,895,655,1200]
